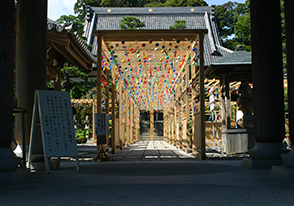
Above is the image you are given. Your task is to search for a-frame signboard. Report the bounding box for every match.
[28,90,80,173]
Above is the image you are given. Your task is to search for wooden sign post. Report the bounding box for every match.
[93,113,110,161]
[28,90,80,173]
[94,113,108,144]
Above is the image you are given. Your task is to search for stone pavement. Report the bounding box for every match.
[1,141,293,206]
[76,140,250,161]
[109,141,196,161]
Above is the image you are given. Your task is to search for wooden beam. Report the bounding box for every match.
[93,29,208,42]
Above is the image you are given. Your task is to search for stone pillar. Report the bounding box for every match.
[244,0,288,166]
[15,0,47,145]
[0,0,20,178]
[281,0,294,168]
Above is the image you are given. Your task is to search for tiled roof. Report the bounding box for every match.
[95,15,206,30]
[47,19,97,70]
[205,48,252,81]
[83,6,230,67]
[211,50,251,65]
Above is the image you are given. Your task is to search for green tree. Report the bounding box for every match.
[169,20,187,29]
[100,0,119,7]
[165,0,207,7]
[101,0,140,7]
[144,0,166,7]
[61,66,88,94]
[215,0,251,51]
[119,16,146,30]
[215,1,238,40]
[234,12,251,51]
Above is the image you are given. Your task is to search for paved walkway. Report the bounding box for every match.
[109,141,196,161]
[77,140,249,161]
[1,140,293,206]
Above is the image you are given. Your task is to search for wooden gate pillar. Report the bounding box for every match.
[15,0,47,145]
[244,0,287,163]
[0,0,20,175]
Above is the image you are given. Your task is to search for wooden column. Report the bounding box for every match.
[169,109,171,142]
[281,0,294,167]
[164,111,166,141]
[118,79,123,147]
[0,0,20,174]
[92,99,96,143]
[248,0,287,160]
[150,109,154,141]
[96,34,102,150]
[285,0,294,145]
[165,110,168,142]
[105,68,110,147]
[130,98,133,143]
[191,71,196,150]
[173,98,176,145]
[185,65,190,153]
[126,99,130,145]
[199,32,206,160]
[111,66,116,152]
[251,0,284,143]
[0,0,14,149]
[177,99,181,146]
[225,76,231,129]
[134,106,138,141]
[221,78,226,130]
[96,35,102,113]
[15,0,47,145]
[122,89,126,147]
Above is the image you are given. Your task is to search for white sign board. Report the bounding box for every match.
[28,90,80,173]
[94,113,109,136]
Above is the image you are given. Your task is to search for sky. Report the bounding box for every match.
[48,0,246,21]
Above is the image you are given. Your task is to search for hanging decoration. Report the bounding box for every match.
[103,38,200,111]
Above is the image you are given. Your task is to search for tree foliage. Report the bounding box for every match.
[119,16,146,30]
[169,20,187,29]
[60,66,90,98]
[215,0,251,51]
[165,0,207,7]
[73,0,208,19]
